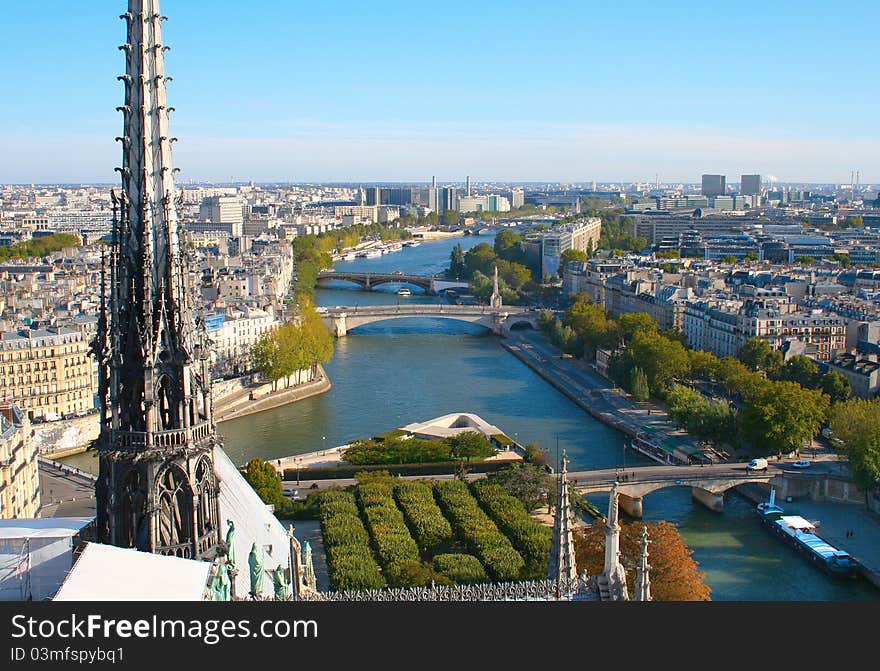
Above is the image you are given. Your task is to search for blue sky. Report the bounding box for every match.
[1,0,878,184]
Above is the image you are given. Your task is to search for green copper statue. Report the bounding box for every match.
[272,565,290,599]
[248,542,264,598]
[211,561,231,601]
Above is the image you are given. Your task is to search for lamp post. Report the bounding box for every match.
[296,457,302,486]
[322,436,326,456]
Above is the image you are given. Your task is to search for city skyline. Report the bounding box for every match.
[1,0,878,184]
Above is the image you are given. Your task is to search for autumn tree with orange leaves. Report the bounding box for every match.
[574,521,711,601]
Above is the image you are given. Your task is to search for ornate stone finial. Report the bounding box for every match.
[490,265,502,309]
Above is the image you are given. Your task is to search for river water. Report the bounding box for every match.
[66,232,877,600]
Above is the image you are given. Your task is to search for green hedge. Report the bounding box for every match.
[356,483,421,586]
[433,553,488,584]
[286,459,510,481]
[318,491,385,591]
[433,480,525,581]
[471,480,551,579]
[393,481,453,553]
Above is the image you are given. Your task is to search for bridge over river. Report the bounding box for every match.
[320,304,538,337]
[317,270,469,295]
[568,462,776,516]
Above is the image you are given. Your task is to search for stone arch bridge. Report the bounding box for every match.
[317,271,469,295]
[568,463,777,516]
[321,304,538,337]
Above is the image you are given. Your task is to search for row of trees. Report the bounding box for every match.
[252,296,334,390]
[0,233,81,261]
[448,231,534,303]
[539,296,847,457]
[343,431,496,465]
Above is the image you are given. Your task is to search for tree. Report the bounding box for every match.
[628,330,691,394]
[496,259,532,290]
[688,349,720,381]
[617,312,659,344]
[486,464,553,512]
[463,243,497,278]
[494,230,524,263]
[629,366,650,401]
[447,431,495,461]
[243,458,287,511]
[739,381,829,457]
[831,252,852,268]
[745,251,759,262]
[820,371,851,403]
[828,398,880,491]
[656,249,680,260]
[738,338,774,373]
[440,210,460,228]
[558,248,588,276]
[721,255,738,264]
[564,299,609,355]
[573,521,711,601]
[779,355,820,389]
[795,256,816,265]
[666,384,736,447]
[448,243,466,280]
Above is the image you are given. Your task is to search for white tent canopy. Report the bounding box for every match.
[54,542,212,601]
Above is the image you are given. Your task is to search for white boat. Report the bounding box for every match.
[386,242,403,252]
[396,287,412,296]
[343,252,356,261]
[403,240,421,248]
[364,250,382,258]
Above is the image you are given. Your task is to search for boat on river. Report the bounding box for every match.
[756,490,857,578]
[396,287,412,296]
[402,240,421,248]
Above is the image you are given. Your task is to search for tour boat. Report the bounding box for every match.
[402,240,421,248]
[364,249,382,258]
[756,490,857,577]
[396,287,412,296]
[343,252,356,261]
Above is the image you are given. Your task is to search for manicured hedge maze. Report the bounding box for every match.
[433,480,525,581]
[393,481,454,553]
[318,491,385,591]
[470,480,551,578]
[356,482,421,586]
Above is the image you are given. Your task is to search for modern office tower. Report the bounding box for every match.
[741,174,762,196]
[438,186,457,213]
[509,188,525,208]
[701,174,727,197]
[466,175,472,197]
[364,187,381,206]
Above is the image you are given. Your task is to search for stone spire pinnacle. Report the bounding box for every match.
[93,0,220,560]
[549,449,579,594]
[490,265,502,309]
[600,483,628,600]
[633,524,652,602]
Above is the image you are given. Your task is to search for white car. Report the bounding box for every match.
[791,460,812,469]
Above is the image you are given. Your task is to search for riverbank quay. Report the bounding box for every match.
[501,331,703,464]
[215,365,331,423]
[408,228,465,240]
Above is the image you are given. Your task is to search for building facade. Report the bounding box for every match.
[0,327,95,420]
[0,404,39,519]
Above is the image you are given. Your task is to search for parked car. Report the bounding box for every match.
[747,458,769,471]
[282,488,300,498]
[791,459,812,469]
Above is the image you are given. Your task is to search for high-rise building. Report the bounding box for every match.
[701,174,727,197]
[439,186,457,213]
[466,175,472,197]
[93,1,221,559]
[741,174,762,196]
[364,187,381,206]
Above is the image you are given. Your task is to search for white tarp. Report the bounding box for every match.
[0,517,93,601]
[214,446,291,599]
[54,542,211,601]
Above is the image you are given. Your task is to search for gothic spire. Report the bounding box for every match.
[633,524,652,602]
[601,483,628,600]
[549,450,579,594]
[490,265,502,309]
[93,0,220,561]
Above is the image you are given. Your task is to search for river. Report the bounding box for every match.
[65,231,877,600]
